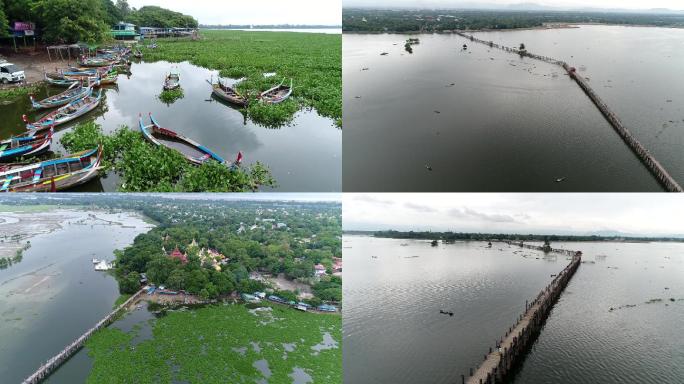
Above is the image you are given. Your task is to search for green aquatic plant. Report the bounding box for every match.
[157,88,184,105]
[86,303,341,383]
[0,82,43,103]
[60,121,275,192]
[140,30,341,127]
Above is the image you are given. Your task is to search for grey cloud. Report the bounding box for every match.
[354,194,396,206]
[447,207,520,223]
[404,202,437,212]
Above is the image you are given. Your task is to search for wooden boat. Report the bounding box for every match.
[24,88,102,131]
[77,55,115,67]
[64,65,112,76]
[30,83,92,110]
[260,78,293,104]
[44,71,78,87]
[0,145,102,192]
[207,78,248,107]
[139,113,242,166]
[163,71,180,90]
[0,127,53,162]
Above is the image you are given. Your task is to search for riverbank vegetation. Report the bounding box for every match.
[371,230,684,243]
[139,30,341,127]
[60,121,274,192]
[86,303,341,383]
[343,9,684,33]
[0,82,43,103]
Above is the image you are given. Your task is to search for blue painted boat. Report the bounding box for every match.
[139,113,242,166]
[0,128,53,162]
[29,83,92,110]
[0,145,102,192]
[24,88,102,132]
[44,71,78,87]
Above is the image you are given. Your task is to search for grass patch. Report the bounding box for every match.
[157,88,184,105]
[113,294,133,309]
[86,303,341,383]
[60,121,275,192]
[140,30,341,128]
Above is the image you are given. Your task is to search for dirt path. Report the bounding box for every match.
[0,49,71,85]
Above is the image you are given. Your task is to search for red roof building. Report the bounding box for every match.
[169,247,188,264]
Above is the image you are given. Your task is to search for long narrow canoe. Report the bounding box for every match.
[30,83,91,109]
[139,113,242,166]
[77,56,116,67]
[0,127,53,162]
[0,145,102,192]
[207,78,248,107]
[260,78,293,104]
[44,71,78,87]
[64,65,113,76]
[163,71,180,90]
[23,88,102,131]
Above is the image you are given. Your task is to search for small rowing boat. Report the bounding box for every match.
[44,71,78,87]
[163,70,180,90]
[0,145,102,192]
[260,78,293,104]
[139,113,242,166]
[0,127,53,162]
[77,55,115,67]
[207,77,248,107]
[24,88,102,131]
[30,83,92,109]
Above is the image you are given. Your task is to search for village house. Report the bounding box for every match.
[314,263,327,277]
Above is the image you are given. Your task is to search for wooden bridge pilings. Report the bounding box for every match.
[21,289,145,384]
[464,246,582,384]
[454,31,683,192]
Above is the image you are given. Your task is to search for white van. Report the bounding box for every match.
[0,60,26,83]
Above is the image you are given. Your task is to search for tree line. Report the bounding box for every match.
[343,8,684,33]
[373,230,684,243]
[0,0,197,43]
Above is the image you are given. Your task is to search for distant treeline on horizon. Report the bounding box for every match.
[199,24,341,29]
[343,230,684,242]
[343,8,684,32]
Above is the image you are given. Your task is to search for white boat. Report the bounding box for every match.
[94,260,112,271]
[92,258,100,264]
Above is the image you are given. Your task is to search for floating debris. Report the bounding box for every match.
[433,110,440,114]
[361,67,369,71]
[555,177,566,183]
[425,164,433,171]
[380,52,389,56]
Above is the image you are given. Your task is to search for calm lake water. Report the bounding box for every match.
[343,28,671,191]
[0,209,152,383]
[474,25,684,188]
[343,236,684,384]
[0,61,341,192]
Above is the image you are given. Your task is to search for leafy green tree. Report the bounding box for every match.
[31,0,110,43]
[0,0,9,37]
[167,269,186,290]
[119,271,141,294]
[115,0,129,18]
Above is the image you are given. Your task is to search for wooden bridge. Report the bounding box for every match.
[455,31,683,192]
[21,289,144,384]
[463,244,582,384]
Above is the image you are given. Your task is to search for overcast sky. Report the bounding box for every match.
[342,0,684,11]
[343,194,684,237]
[128,0,341,25]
